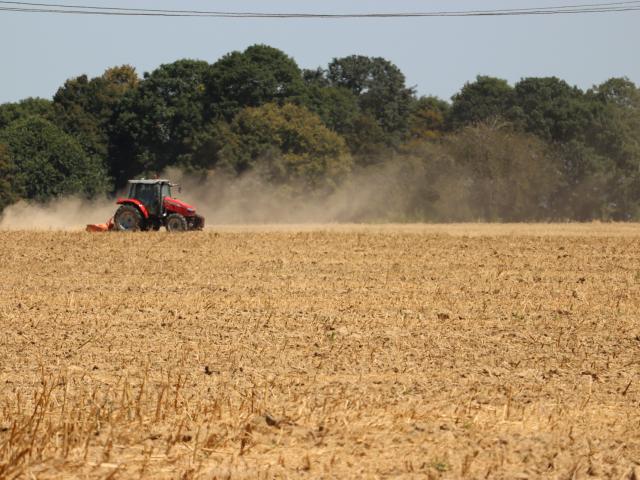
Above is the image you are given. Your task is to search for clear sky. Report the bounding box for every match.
[0,0,638,104]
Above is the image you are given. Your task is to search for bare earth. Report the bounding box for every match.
[0,225,639,479]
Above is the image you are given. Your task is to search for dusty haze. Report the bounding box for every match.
[0,196,117,230]
[0,163,469,229]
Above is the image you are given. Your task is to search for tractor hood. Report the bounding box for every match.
[163,197,197,216]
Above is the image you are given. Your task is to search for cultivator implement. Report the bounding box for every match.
[86,217,114,232]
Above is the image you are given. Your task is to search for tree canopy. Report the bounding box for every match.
[206,45,306,121]
[0,97,54,130]
[513,76,592,142]
[111,59,209,184]
[0,143,17,212]
[54,65,138,165]
[450,76,515,128]
[0,116,108,202]
[1,45,639,221]
[327,55,414,142]
[192,103,352,191]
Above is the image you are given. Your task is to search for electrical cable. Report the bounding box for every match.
[0,0,639,18]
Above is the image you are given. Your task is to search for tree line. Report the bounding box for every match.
[1,44,639,221]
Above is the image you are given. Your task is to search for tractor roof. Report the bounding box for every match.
[128,179,171,184]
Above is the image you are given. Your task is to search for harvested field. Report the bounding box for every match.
[0,225,639,479]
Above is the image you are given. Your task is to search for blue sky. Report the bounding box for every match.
[0,0,638,104]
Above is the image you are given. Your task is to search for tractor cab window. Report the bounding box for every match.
[160,183,172,199]
[133,183,156,207]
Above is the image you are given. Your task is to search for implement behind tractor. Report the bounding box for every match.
[87,179,204,232]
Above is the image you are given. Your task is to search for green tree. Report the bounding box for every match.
[510,77,638,219]
[302,67,330,88]
[301,66,388,160]
[586,78,640,218]
[513,77,593,142]
[588,78,640,168]
[193,103,353,191]
[186,120,237,173]
[302,85,360,136]
[206,45,307,121]
[53,65,138,194]
[0,97,54,130]
[326,55,414,141]
[342,113,392,165]
[112,60,210,183]
[444,124,562,221]
[408,96,450,140]
[553,140,616,220]
[359,141,469,222]
[0,144,17,212]
[54,65,138,162]
[0,116,108,201]
[449,76,515,129]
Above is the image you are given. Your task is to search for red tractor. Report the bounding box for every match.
[87,179,204,232]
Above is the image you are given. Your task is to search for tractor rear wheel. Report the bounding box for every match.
[166,213,188,232]
[114,204,143,231]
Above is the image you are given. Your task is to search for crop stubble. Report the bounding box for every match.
[0,225,639,478]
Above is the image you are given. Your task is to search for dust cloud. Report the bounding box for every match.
[0,196,116,230]
[169,162,467,225]
[171,169,384,224]
[0,162,466,230]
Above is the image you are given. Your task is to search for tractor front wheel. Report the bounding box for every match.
[166,213,188,232]
[114,204,143,231]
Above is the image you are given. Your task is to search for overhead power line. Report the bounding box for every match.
[2,0,640,14]
[0,0,639,18]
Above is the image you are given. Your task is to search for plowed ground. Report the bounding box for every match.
[0,225,639,479]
